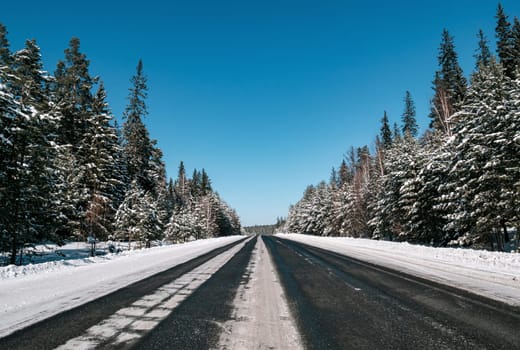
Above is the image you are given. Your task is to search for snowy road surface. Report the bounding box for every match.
[277,233,520,306]
[0,236,245,338]
[217,236,302,349]
[1,234,519,349]
[264,236,520,349]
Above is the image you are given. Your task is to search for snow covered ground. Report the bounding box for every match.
[218,237,302,349]
[276,234,520,307]
[0,236,244,337]
[0,240,165,268]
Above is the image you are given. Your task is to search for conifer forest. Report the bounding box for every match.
[284,5,520,251]
[0,30,241,265]
[2,4,520,269]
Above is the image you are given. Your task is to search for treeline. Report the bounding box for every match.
[244,217,286,235]
[285,4,520,251]
[0,27,240,265]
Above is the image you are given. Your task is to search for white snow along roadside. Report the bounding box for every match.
[217,236,303,350]
[55,238,251,349]
[277,233,520,307]
[0,236,244,338]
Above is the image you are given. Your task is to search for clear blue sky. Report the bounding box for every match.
[2,1,519,226]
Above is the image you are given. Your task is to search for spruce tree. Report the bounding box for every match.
[474,29,492,69]
[201,169,212,195]
[175,161,188,204]
[118,60,169,246]
[392,122,401,142]
[495,4,515,78]
[380,111,392,148]
[338,159,350,187]
[2,40,61,263]
[430,29,467,133]
[512,17,520,74]
[401,91,418,138]
[445,58,520,250]
[82,82,122,241]
[0,23,10,67]
[53,37,97,148]
[122,59,154,191]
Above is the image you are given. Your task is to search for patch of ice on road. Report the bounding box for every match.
[217,237,303,350]
[277,233,520,307]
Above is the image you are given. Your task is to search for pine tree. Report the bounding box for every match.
[512,17,520,74]
[444,58,520,250]
[399,138,449,245]
[122,59,154,191]
[380,111,392,148]
[82,82,122,241]
[344,147,373,237]
[175,161,188,205]
[191,169,201,197]
[495,4,515,78]
[392,122,401,142]
[1,39,61,264]
[401,91,418,138]
[338,159,350,186]
[53,37,97,148]
[474,29,492,69]
[430,29,467,134]
[370,137,419,241]
[201,169,212,195]
[0,24,10,67]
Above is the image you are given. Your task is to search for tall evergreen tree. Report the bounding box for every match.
[175,160,188,204]
[512,17,520,74]
[430,29,467,134]
[0,23,10,67]
[122,59,154,191]
[53,37,97,148]
[201,169,212,195]
[392,122,401,142]
[444,58,519,250]
[82,82,122,240]
[380,111,392,148]
[338,159,350,187]
[401,91,418,138]
[1,40,61,264]
[495,4,515,78]
[474,29,492,69]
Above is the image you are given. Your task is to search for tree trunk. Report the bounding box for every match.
[18,245,24,265]
[9,236,18,265]
[501,221,509,243]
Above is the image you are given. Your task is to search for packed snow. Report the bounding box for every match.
[277,234,520,307]
[0,236,244,337]
[218,237,302,349]
[54,239,250,349]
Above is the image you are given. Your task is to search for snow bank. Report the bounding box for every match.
[0,236,244,337]
[276,233,520,306]
[1,241,213,280]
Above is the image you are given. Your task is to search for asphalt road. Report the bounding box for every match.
[2,234,519,350]
[0,237,251,350]
[263,235,520,350]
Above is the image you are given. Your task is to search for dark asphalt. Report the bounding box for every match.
[132,235,257,349]
[263,235,520,350]
[0,237,246,350]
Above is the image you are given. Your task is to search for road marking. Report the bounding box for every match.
[54,239,249,350]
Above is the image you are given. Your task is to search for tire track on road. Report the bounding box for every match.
[264,236,520,350]
[0,238,247,350]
